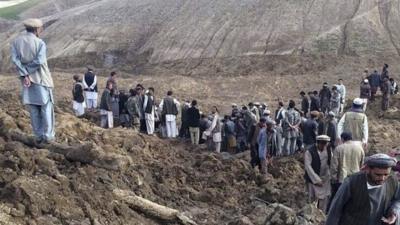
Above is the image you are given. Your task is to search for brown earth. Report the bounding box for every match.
[0,72,398,225]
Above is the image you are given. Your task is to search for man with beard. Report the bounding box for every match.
[304,135,332,212]
[327,154,400,225]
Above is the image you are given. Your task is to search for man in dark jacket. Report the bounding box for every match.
[248,118,267,169]
[326,154,400,225]
[381,63,389,86]
[368,70,380,101]
[179,101,190,138]
[300,91,309,117]
[302,111,319,150]
[310,91,321,112]
[235,117,247,152]
[119,90,129,127]
[323,111,337,149]
[100,82,113,128]
[224,115,236,153]
[199,114,211,145]
[126,89,140,130]
[320,83,332,114]
[160,91,180,138]
[82,68,98,111]
[72,75,85,117]
[187,100,201,145]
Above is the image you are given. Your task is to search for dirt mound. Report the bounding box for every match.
[366,94,400,154]
[0,91,323,224]
[0,70,398,224]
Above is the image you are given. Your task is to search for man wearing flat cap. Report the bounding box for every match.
[327,153,400,225]
[11,18,55,143]
[337,98,368,149]
[304,135,332,212]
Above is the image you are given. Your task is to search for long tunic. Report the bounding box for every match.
[336,84,346,103]
[11,32,54,106]
[304,149,331,200]
[282,108,300,139]
[257,127,267,160]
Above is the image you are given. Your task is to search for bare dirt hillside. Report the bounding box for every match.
[0,72,398,225]
[1,0,400,75]
[18,0,100,19]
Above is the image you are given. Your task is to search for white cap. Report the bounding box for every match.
[364,79,369,83]
[316,135,331,142]
[264,110,271,115]
[353,98,364,106]
[254,102,260,106]
[23,18,43,28]
[231,103,237,107]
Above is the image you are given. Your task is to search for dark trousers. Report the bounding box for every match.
[250,144,260,168]
[140,119,146,133]
[179,122,190,138]
[371,86,378,101]
[328,183,342,212]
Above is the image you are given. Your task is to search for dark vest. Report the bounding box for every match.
[162,96,178,115]
[304,145,331,183]
[339,172,397,225]
[144,95,154,114]
[73,82,85,103]
[84,72,98,92]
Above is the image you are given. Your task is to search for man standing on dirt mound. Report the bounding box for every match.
[11,18,55,144]
[159,91,180,138]
[337,98,368,150]
[326,153,400,225]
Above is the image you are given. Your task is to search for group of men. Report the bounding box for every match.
[360,65,398,113]
[11,18,400,225]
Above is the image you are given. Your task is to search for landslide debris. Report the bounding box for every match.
[0,91,322,225]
